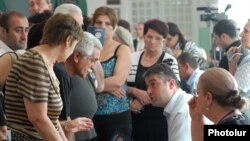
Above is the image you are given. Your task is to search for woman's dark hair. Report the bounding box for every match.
[167,22,187,50]
[144,19,168,38]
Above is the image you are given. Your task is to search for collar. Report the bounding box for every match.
[186,68,202,86]
[164,88,183,115]
[0,39,13,53]
[225,40,241,52]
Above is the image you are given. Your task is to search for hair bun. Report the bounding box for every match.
[226,90,238,99]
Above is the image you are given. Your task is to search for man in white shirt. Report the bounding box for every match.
[177,52,204,94]
[133,22,145,51]
[145,63,192,141]
[0,11,29,56]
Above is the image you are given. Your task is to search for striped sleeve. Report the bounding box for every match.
[9,52,50,102]
[163,52,180,81]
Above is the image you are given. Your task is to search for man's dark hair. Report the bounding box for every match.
[213,19,237,38]
[177,52,198,69]
[144,63,180,87]
[0,11,26,32]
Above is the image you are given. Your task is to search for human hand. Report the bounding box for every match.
[130,99,144,113]
[65,117,93,133]
[110,87,126,98]
[133,88,151,105]
[188,96,202,120]
[227,46,242,63]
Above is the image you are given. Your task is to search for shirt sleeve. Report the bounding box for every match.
[14,56,50,102]
[235,61,250,94]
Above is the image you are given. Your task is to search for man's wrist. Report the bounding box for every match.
[64,121,70,132]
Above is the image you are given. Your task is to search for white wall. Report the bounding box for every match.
[87,0,106,17]
[218,0,250,31]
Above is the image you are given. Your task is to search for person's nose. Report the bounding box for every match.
[99,23,107,29]
[21,30,28,40]
[32,4,39,12]
[147,87,152,96]
[239,31,243,38]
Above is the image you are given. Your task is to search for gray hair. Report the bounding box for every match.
[75,32,102,56]
[114,26,133,48]
[54,3,82,16]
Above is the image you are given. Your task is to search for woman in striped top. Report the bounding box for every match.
[4,13,83,141]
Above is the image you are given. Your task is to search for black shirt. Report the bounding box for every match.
[54,63,71,120]
[219,40,249,70]
[218,114,250,125]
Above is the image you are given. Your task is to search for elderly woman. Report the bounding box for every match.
[189,67,250,141]
[113,26,134,52]
[127,19,180,141]
[227,20,250,118]
[92,6,132,141]
[4,14,83,140]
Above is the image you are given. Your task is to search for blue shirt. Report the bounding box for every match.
[96,57,129,115]
[187,68,204,95]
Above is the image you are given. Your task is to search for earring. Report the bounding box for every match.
[206,107,210,111]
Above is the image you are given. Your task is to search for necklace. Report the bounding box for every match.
[217,109,235,124]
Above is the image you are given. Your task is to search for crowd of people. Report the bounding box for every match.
[0,0,250,141]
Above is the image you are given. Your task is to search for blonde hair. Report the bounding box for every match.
[199,67,248,110]
[114,26,133,47]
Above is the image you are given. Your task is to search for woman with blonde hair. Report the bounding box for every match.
[189,67,250,141]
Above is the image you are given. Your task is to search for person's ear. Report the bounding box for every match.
[73,51,81,63]
[0,27,7,37]
[65,35,73,48]
[206,91,213,107]
[221,33,228,41]
[168,79,175,90]
[184,63,189,69]
[48,3,52,10]
[161,39,166,47]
